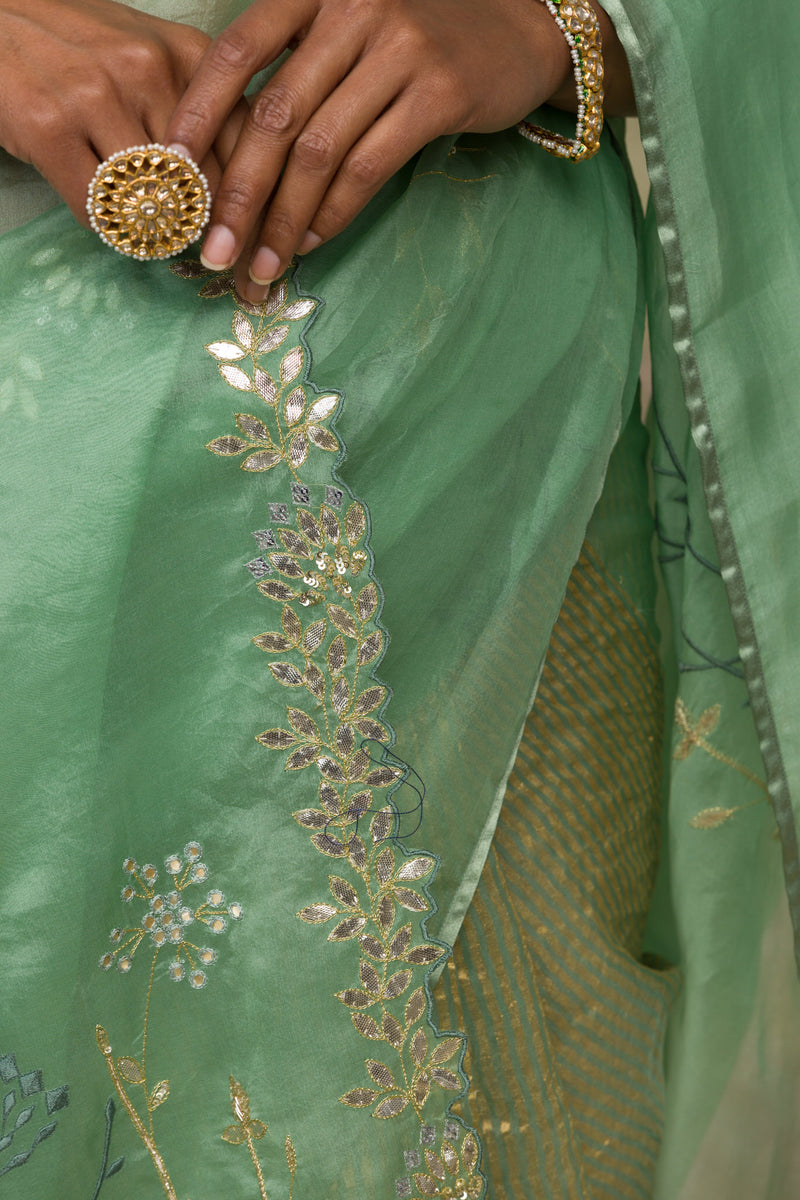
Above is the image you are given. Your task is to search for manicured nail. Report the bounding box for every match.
[201,225,236,270]
[167,143,193,163]
[298,231,322,255]
[249,246,281,285]
[243,280,270,306]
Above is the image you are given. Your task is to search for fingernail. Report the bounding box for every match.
[201,226,236,271]
[249,246,281,285]
[167,143,193,163]
[298,231,322,255]
[244,280,270,305]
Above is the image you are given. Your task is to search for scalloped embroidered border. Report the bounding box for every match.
[171,259,486,1200]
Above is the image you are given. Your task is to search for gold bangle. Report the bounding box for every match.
[517,0,604,162]
[86,144,211,261]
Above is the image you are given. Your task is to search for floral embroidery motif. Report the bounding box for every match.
[98,841,243,988]
[96,841,294,1198]
[169,263,339,480]
[674,700,769,827]
[171,262,484,1193]
[0,1052,69,1179]
[222,1078,297,1200]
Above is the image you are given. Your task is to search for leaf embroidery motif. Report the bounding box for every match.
[174,262,484,1193]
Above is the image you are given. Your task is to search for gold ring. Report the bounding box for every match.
[86,144,211,261]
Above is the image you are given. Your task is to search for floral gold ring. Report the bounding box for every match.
[86,143,211,261]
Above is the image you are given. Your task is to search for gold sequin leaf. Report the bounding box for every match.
[283,299,317,320]
[462,1133,479,1173]
[345,502,366,544]
[307,394,339,422]
[282,607,303,641]
[376,847,395,883]
[690,806,737,829]
[410,1028,428,1067]
[285,1135,297,1175]
[256,325,289,354]
[389,925,412,958]
[357,632,384,665]
[336,988,377,1009]
[280,347,304,385]
[348,835,368,871]
[252,632,293,652]
[383,1013,404,1048]
[233,312,255,348]
[405,989,426,1026]
[207,435,248,456]
[321,506,341,542]
[256,728,297,749]
[328,605,358,639]
[406,945,445,965]
[329,876,360,908]
[303,619,327,652]
[384,970,412,999]
[220,364,252,391]
[359,960,382,993]
[432,1070,460,1091]
[298,903,339,924]
[208,339,248,361]
[284,387,305,425]
[286,745,319,770]
[149,1080,170,1110]
[374,1095,408,1119]
[365,765,402,789]
[359,935,387,961]
[366,1060,395,1088]
[293,808,332,829]
[328,916,368,941]
[117,1057,144,1085]
[396,857,434,882]
[235,413,272,440]
[242,450,283,472]
[376,895,395,934]
[394,888,429,913]
[312,831,347,857]
[356,687,386,718]
[357,583,378,621]
[308,425,339,452]
[287,708,321,739]
[425,1151,446,1181]
[269,663,304,687]
[430,1037,462,1065]
[340,1088,379,1108]
[258,580,297,602]
[352,1013,382,1040]
[413,1173,439,1196]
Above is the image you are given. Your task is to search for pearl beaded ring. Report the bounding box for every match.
[86,144,211,260]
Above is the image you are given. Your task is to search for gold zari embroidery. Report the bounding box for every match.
[166,262,484,1193]
[674,699,769,827]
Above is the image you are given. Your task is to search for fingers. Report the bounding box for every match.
[195,23,366,274]
[164,0,318,165]
[298,91,442,250]
[243,59,407,289]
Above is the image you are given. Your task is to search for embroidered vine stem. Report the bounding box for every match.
[96,1026,178,1200]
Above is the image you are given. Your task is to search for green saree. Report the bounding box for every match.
[2,2,799,1198]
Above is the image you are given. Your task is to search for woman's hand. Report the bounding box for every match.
[0,0,248,226]
[165,0,583,302]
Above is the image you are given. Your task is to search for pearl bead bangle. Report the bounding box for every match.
[517,0,605,163]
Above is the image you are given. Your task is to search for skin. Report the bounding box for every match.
[0,0,633,301]
[0,0,248,221]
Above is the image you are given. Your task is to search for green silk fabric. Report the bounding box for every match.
[2,1,799,1198]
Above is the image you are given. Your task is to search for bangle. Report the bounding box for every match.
[517,0,604,162]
